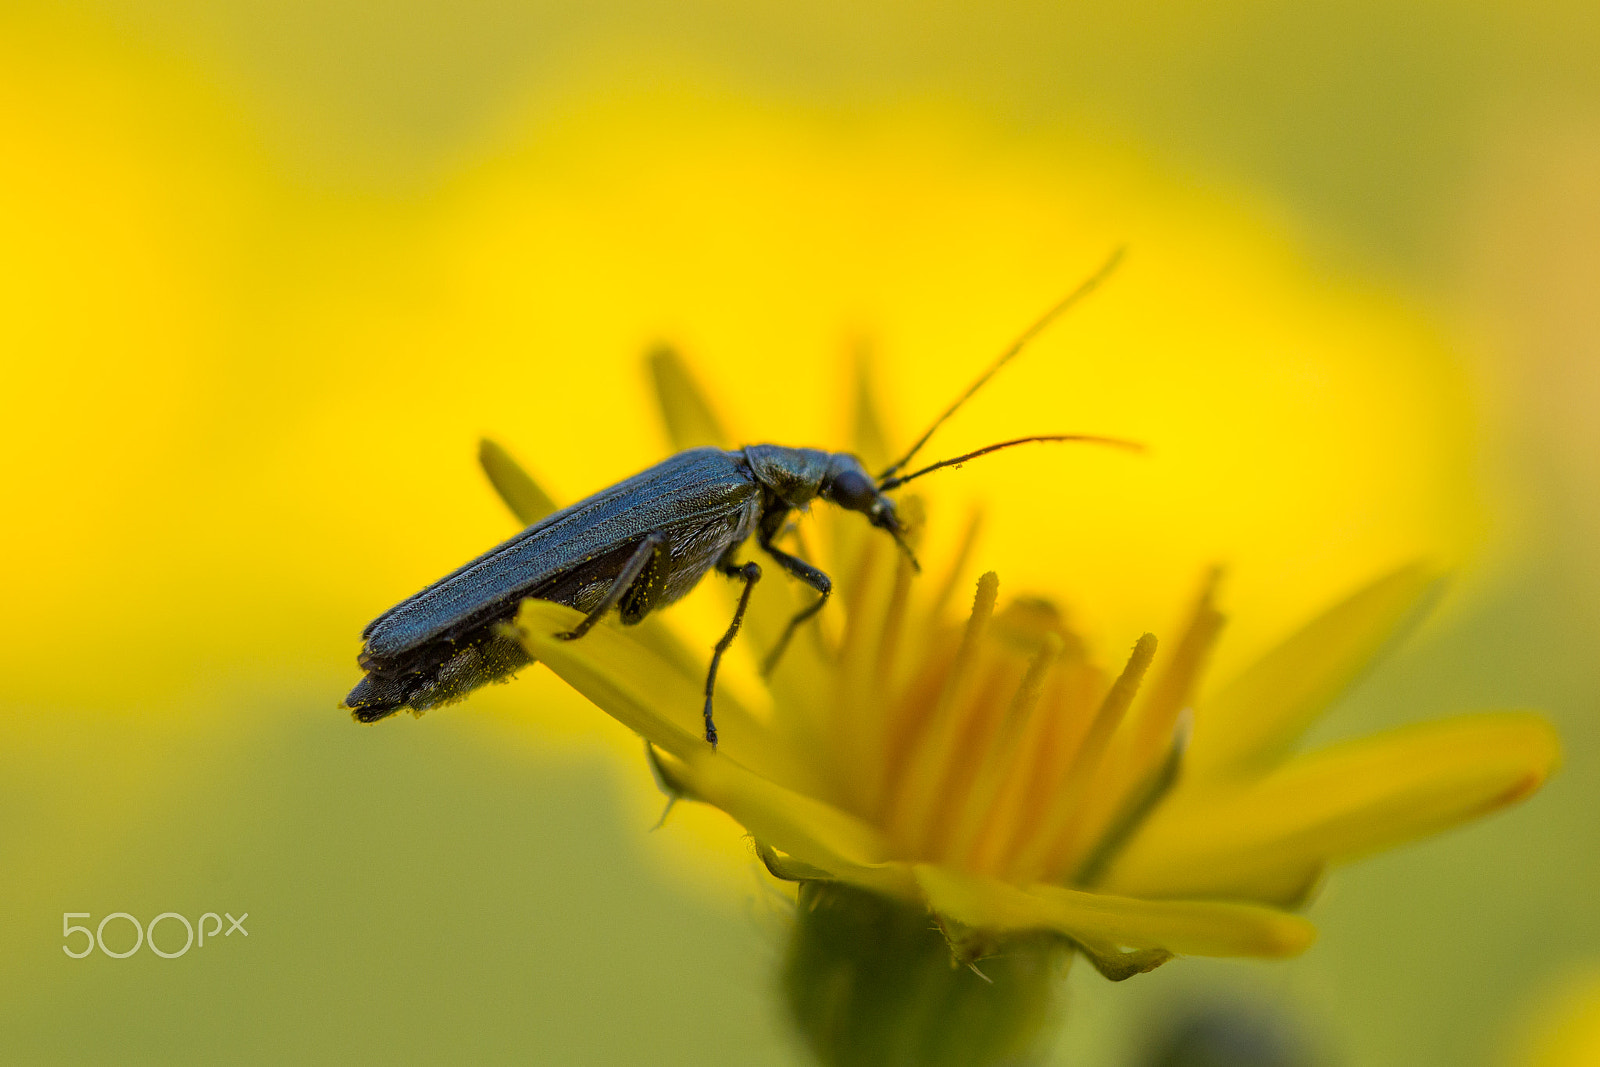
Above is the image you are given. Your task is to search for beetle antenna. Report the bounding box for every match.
[887,524,922,573]
[876,246,1126,482]
[877,434,1143,492]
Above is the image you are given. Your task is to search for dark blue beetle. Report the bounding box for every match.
[346,445,900,744]
[345,251,1135,745]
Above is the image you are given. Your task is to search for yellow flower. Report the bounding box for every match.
[497,348,1557,989]
[1520,971,1600,1067]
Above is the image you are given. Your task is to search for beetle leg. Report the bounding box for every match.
[757,539,833,677]
[555,531,667,641]
[703,557,762,748]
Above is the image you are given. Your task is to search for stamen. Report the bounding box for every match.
[1006,632,1062,732]
[834,498,926,815]
[870,507,980,809]
[982,668,1086,877]
[951,632,1065,874]
[872,628,962,816]
[1066,572,1225,860]
[834,538,892,691]
[1123,568,1225,779]
[915,657,1017,862]
[828,532,901,810]
[874,501,926,685]
[834,511,885,625]
[1069,718,1189,887]
[881,573,1000,854]
[923,509,984,642]
[852,539,921,814]
[1010,633,1158,882]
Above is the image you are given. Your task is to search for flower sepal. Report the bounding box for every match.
[783,881,1067,1067]
[755,840,838,884]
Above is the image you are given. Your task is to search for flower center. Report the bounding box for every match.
[804,527,1223,889]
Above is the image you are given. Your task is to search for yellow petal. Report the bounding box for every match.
[1187,561,1443,781]
[477,437,560,527]
[1105,712,1560,902]
[914,865,1315,959]
[850,343,894,474]
[679,746,918,901]
[623,616,713,687]
[647,343,731,451]
[1525,971,1600,1067]
[515,600,822,798]
[522,601,919,902]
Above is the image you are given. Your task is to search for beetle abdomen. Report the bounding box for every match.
[345,536,650,721]
[346,627,531,722]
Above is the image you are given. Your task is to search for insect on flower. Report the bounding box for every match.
[343,250,1140,746]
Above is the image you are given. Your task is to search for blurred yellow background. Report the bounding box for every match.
[2,1,1596,1064]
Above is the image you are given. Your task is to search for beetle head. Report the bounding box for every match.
[822,454,918,571]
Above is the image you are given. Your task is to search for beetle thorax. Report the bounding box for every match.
[742,444,833,507]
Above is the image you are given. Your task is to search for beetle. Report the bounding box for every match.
[344,250,1137,746]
